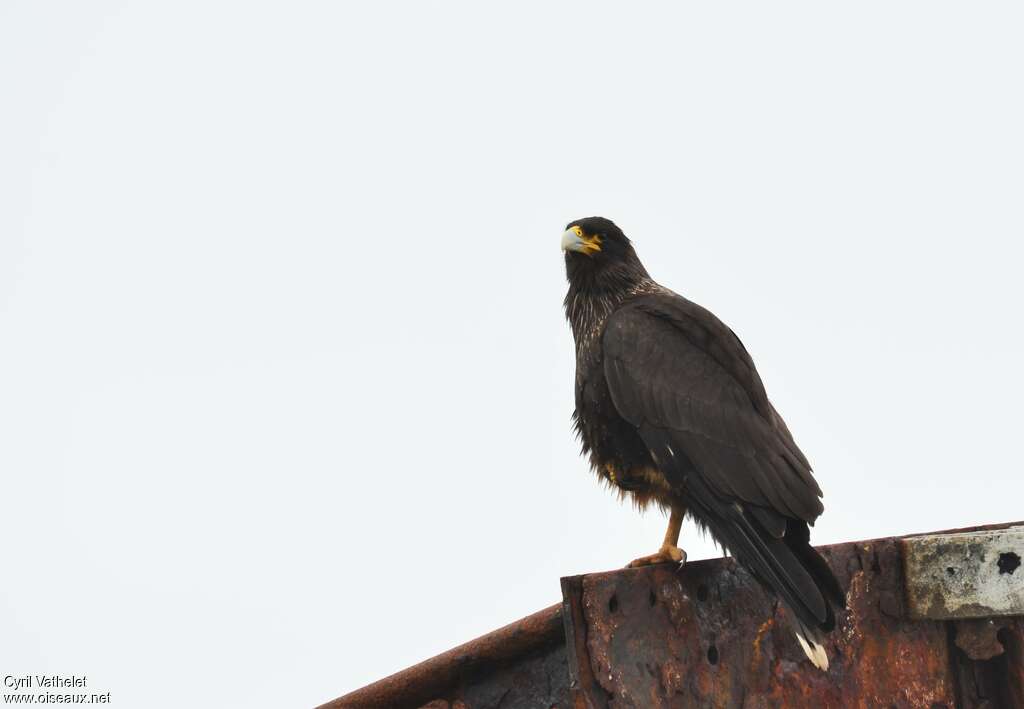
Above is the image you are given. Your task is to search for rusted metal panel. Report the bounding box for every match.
[318,604,568,709]
[560,537,959,708]
[409,642,571,709]
[902,525,1024,620]
[324,521,1024,709]
[949,616,1024,709]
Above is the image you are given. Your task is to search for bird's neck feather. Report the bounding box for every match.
[564,267,657,353]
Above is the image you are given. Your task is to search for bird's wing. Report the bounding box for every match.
[602,293,823,525]
[602,293,842,629]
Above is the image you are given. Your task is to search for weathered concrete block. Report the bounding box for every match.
[902,525,1024,619]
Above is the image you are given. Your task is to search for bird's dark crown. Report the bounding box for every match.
[566,216,630,254]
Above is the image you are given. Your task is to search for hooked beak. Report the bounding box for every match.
[561,226,600,255]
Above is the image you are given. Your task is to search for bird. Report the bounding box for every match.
[561,216,845,671]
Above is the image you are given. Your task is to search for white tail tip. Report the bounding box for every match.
[794,629,830,671]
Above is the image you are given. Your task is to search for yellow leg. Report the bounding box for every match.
[628,504,687,568]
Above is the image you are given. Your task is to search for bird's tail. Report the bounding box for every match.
[783,517,845,671]
[683,476,845,672]
[793,618,830,671]
[732,509,844,672]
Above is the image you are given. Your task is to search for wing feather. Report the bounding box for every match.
[601,294,842,640]
[602,294,823,524]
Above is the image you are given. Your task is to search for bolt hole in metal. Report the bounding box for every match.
[707,645,719,665]
[648,590,656,607]
[608,595,619,613]
[998,551,1021,575]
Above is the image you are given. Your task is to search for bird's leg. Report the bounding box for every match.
[627,504,687,568]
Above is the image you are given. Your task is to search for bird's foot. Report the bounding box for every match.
[627,544,687,568]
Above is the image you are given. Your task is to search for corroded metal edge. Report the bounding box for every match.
[317,603,563,709]
[560,536,958,708]
[950,617,1024,708]
[322,520,1024,709]
[560,575,604,709]
[902,524,1024,619]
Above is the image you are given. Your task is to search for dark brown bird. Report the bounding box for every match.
[561,216,844,670]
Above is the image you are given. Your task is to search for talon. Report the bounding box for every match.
[627,544,687,568]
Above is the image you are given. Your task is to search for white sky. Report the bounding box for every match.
[2,2,1022,707]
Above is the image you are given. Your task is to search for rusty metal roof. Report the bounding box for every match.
[320,521,1024,709]
[317,604,567,709]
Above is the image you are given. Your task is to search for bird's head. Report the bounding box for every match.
[561,216,648,288]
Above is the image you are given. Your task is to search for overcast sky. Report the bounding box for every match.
[2,2,1023,707]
